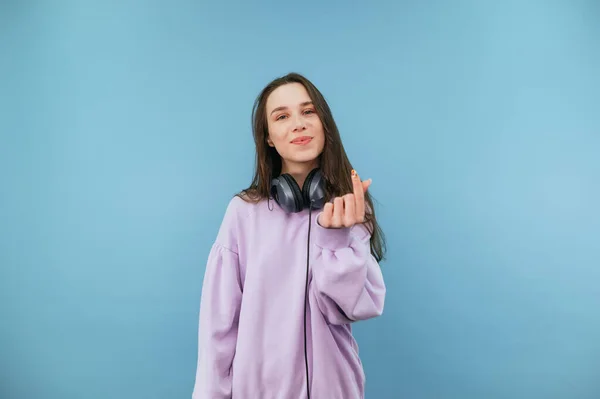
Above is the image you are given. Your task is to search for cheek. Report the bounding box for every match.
[267,128,287,148]
[317,136,326,151]
[312,120,325,138]
[315,128,326,146]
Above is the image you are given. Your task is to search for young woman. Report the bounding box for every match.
[192,73,387,399]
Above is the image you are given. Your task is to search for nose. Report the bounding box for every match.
[292,115,307,132]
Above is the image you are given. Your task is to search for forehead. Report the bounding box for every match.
[266,83,312,111]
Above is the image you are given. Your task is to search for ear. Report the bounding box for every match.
[267,136,274,147]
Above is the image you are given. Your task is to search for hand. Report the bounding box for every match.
[318,169,372,229]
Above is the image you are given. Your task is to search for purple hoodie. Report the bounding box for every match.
[192,195,386,398]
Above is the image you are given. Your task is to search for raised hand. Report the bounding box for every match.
[318,169,371,229]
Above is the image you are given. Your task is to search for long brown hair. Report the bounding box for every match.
[238,72,387,262]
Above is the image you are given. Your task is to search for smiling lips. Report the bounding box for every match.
[291,136,313,145]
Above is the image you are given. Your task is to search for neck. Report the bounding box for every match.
[281,160,318,188]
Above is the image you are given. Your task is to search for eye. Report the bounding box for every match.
[275,114,287,121]
[303,109,315,115]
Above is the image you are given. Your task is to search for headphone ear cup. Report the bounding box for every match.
[271,176,294,213]
[302,168,326,210]
[271,173,304,212]
[281,174,304,212]
[302,168,318,204]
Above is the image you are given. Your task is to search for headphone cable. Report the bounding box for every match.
[304,204,313,399]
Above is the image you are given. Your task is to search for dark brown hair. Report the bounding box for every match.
[238,72,386,262]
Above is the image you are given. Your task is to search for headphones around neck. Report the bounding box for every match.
[270,168,326,213]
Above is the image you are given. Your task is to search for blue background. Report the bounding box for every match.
[1,1,599,398]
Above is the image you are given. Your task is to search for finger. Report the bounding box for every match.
[352,170,365,218]
[319,202,334,227]
[331,197,344,228]
[362,178,372,192]
[343,194,355,227]
[351,169,362,196]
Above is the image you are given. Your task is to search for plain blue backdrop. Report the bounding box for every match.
[1,1,599,398]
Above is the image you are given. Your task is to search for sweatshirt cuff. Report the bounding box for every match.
[314,212,374,249]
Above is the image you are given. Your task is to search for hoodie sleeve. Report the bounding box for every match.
[192,199,243,399]
[192,243,241,398]
[310,217,386,325]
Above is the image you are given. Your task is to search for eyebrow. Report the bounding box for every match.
[269,101,314,116]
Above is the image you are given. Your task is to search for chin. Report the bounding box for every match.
[291,150,322,164]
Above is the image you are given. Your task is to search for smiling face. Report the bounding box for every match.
[265,82,326,176]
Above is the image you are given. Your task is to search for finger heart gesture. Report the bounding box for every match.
[318,170,372,229]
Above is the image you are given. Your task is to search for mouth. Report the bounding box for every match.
[291,136,313,145]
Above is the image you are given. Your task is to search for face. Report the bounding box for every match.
[265,83,325,174]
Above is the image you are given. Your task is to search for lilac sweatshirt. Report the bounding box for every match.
[192,195,386,399]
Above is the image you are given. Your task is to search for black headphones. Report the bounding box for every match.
[270,168,326,213]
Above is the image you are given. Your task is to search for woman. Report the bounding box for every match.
[192,73,387,399]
